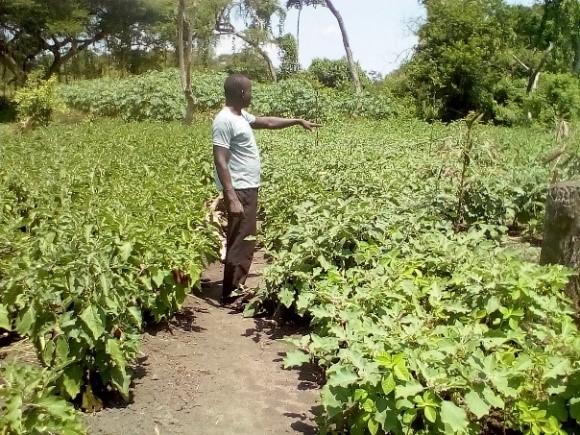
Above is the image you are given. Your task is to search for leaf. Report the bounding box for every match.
[327,366,358,388]
[465,391,490,419]
[152,269,168,288]
[42,340,56,365]
[106,339,125,369]
[440,400,468,433]
[354,388,368,402]
[363,398,376,413]
[37,396,72,420]
[393,360,410,381]
[118,242,133,261]
[570,398,580,421]
[15,305,35,335]
[318,255,332,271]
[485,296,501,314]
[543,357,571,380]
[127,306,142,326]
[278,288,295,308]
[110,365,131,400]
[4,393,23,429]
[424,405,437,423]
[55,336,70,365]
[0,304,11,330]
[381,373,396,396]
[375,353,393,368]
[368,418,379,435]
[482,387,505,410]
[80,305,105,341]
[403,408,418,425]
[283,350,310,369]
[81,385,103,412]
[62,365,83,399]
[395,383,424,398]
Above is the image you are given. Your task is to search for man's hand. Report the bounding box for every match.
[224,190,244,216]
[299,120,322,131]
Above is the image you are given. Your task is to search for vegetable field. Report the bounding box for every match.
[0,121,218,433]
[252,120,580,434]
[0,117,579,435]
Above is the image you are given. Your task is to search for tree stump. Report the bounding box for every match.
[540,181,580,314]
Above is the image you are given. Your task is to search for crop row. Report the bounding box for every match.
[250,121,580,434]
[0,120,218,433]
[59,70,405,122]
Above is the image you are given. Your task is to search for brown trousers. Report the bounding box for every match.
[222,188,258,301]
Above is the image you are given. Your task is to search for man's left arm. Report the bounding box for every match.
[251,117,321,131]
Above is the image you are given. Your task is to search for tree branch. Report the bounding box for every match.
[232,30,277,82]
[47,31,106,76]
[526,42,554,94]
[512,54,530,71]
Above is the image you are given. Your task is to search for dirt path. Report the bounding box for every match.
[87,251,320,435]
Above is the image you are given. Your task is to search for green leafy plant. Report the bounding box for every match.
[246,119,580,434]
[0,120,218,411]
[13,71,64,128]
[0,363,85,435]
[58,69,403,122]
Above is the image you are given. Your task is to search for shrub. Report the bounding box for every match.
[308,58,370,90]
[0,363,85,435]
[13,73,63,127]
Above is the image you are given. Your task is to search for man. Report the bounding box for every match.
[213,74,319,308]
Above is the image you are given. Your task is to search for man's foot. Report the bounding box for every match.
[221,295,246,312]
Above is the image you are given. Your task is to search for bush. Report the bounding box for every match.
[308,58,370,90]
[492,74,580,126]
[536,73,580,122]
[13,73,63,127]
[0,363,85,435]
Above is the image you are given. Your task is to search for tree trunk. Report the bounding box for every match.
[526,42,554,95]
[325,0,362,95]
[540,180,580,316]
[0,51,25,86]
[47,34,106,78]
[574,34,580,74]
[178,0,195,124]
[296,4,302,58]
[234,31,277,82]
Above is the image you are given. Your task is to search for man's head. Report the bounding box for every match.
[224,74,252,108]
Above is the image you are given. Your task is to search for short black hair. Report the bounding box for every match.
[224,74,251,101]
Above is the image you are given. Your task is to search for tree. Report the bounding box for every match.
[539,0,580,74]
[308,57,367,89]
[286,0,362,94]
[405,0,517,121]
[216,0,284,82]
[177,0,195,124]
[0,0,167,83]
[277,33,299,78]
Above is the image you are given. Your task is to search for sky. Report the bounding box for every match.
[216,0,537,76]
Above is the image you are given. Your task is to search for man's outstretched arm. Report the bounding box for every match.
[251,117,321,131]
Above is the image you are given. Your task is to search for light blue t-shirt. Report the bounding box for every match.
[212,107,260,190]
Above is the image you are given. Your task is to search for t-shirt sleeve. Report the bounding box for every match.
[241,110,256,124]
[212,117,232,149]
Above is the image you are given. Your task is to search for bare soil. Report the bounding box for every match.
[86,251,320,435]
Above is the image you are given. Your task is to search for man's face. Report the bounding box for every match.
[241,82,252,108]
